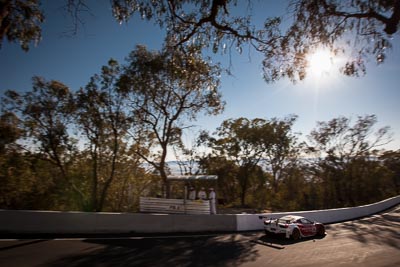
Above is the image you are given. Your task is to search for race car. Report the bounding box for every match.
[259,215,325,240]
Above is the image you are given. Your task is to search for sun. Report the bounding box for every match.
[307,48,334,77]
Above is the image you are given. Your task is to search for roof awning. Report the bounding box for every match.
[166,175,218,181]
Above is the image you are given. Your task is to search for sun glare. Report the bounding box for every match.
[307,48,334,77]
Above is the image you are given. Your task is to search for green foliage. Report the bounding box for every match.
[380,150,400,194]
[0,150,63,210]
[1,77,84,206]
[201,116,299,207]
[0,112,23,153]
[1,82,398,213]
[198,114,397,211]
[0,44,225,211]
[3,77,75,167]
[0,34,398,212]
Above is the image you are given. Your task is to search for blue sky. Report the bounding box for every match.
[1,0,399,155]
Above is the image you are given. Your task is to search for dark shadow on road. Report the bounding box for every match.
[40,235,260,267]
[326,207,400,249]
[0,239,48,251]
[252,233,326,249]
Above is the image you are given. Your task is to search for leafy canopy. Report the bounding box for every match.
[111,0,400,81]
[1,0,399,82]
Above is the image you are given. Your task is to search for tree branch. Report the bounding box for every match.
[322,0,400,34]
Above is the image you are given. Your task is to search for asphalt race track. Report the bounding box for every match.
[1,206,399,267]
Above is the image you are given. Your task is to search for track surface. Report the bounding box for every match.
[1,206,399,267]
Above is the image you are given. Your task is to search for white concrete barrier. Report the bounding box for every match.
[0,210,237,234]
[236,195,400,231]
[0,195,399,234]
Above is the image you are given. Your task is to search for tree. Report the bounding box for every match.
[0,149,59,210]
[305,115,393,207]
[172,136,203,176]
[0,111,23,153]
[74,59,131,211]
[269,162,309,211]
[259,115,299,195]
[204,117,298,207]
[107,0,400,81]
[1,77,84,206]
[118,45,224,197]
[105,151,158,212]
[379,150,400,195]
[198,154,240,205]
[306,115,392,162]
[205,118,267,207]
[0,0,44,51]
[3,1,399,82]
[266,0,400,81]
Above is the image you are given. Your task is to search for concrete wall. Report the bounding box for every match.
[1,195,399,235]
[236,195,400,231]
[0,210,237,234]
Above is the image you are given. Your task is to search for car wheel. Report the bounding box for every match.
[317,225,325,236]
[291,228,300,241]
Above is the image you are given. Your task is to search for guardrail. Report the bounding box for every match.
[0,195,399,235]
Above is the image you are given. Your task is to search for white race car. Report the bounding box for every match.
[260,215,325,240]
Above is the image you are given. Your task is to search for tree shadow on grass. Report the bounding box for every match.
[41,235,260,267]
